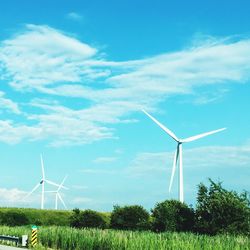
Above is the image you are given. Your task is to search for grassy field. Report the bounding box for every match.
[0,226,249,250]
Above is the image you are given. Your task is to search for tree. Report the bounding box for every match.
[110,205,150,230]
[151,200,194,232]
[70,209,108,229]
[195,179,250,235]
[70,208,81,228]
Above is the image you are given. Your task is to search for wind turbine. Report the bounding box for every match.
[24,154,67,209]
[46,175,68,210]
[142,109,226,203]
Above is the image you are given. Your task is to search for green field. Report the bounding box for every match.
[0,226,249,250]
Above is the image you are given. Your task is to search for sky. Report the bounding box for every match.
[0,0,250,211]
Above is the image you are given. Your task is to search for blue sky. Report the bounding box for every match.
[0,0,250,211]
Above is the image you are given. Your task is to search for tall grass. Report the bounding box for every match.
[0,226,249,250]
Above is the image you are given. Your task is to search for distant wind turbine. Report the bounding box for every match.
[142,109,226,203]
[46,175,68,210]
[23,154,67,209]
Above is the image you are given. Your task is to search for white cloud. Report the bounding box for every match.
[92,157,118,164]
[108,39,250,97]
[72,185,88,190]
[191,88,229,105]
[1,25,250,146]
[0,188,27,203]
[66,12,83,22]
[80,168,117,175]
[0,24,98,90]
[0,120,39,144]
[128,144,250,176]
[0,91,21,114]
[72,197,92,204]
[0,98,140,146]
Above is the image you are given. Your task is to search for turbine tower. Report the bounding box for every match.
[142,109,226,203]
[24,154,67,209]
[46,175,68,210]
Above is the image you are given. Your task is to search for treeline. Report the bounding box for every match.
[0,179,249,236]
[70,179,250,235]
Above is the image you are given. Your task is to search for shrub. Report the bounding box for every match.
[195,179,250,235]
[70,209,108,229]
[151,200,194,232]
[0,208,71,226]
[0,210,29,226]
[110,205,150,231]
[70,208,81,228]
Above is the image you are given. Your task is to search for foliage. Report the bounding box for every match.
[70,209,108,229]
[0,210,29,226]
[0,225,249,250]
[151,199,194,232]
[110,205,150,231]
[195,179,250,235]
[0,207,72,226]
[0,178,249,237]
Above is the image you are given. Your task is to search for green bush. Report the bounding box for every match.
[70,209,108,229]
[110,205,150,231]
[0,210,29,226]
[195,179,250,235]
[151,200,194,232]
[0,208,71,226]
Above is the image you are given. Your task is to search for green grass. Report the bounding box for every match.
[0,226,249,250]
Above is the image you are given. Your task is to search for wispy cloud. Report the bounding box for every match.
[0,188,27,203]
[80,168,118,175]
[128,144,250,176]
[0,91,21,114]
[0,24,97,91]
[71,185,88,190]
[0,120,39,144]
[1,25,250,146]
[72,197,92,204]
[66,12,83,22]
[92,157,118,164]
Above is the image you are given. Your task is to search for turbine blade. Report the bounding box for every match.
[169,146,179,193]
[61,185,69,190]
[58,193,67,209]
[23,183,40,200]
[45,179,69,190]
[57,175,68,191]
[142,109,179,142]
[45,191,57,193]
[181,128,226,143]
[40,154,45,179]
[45,179,60,187]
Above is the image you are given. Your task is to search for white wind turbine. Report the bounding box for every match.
[142,110,226,203]
[46,175,68,210]
[24,154,67,209]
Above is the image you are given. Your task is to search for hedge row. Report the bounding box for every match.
[0,179,249,236]
[0,208,72,226]
[70,180,250,235]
